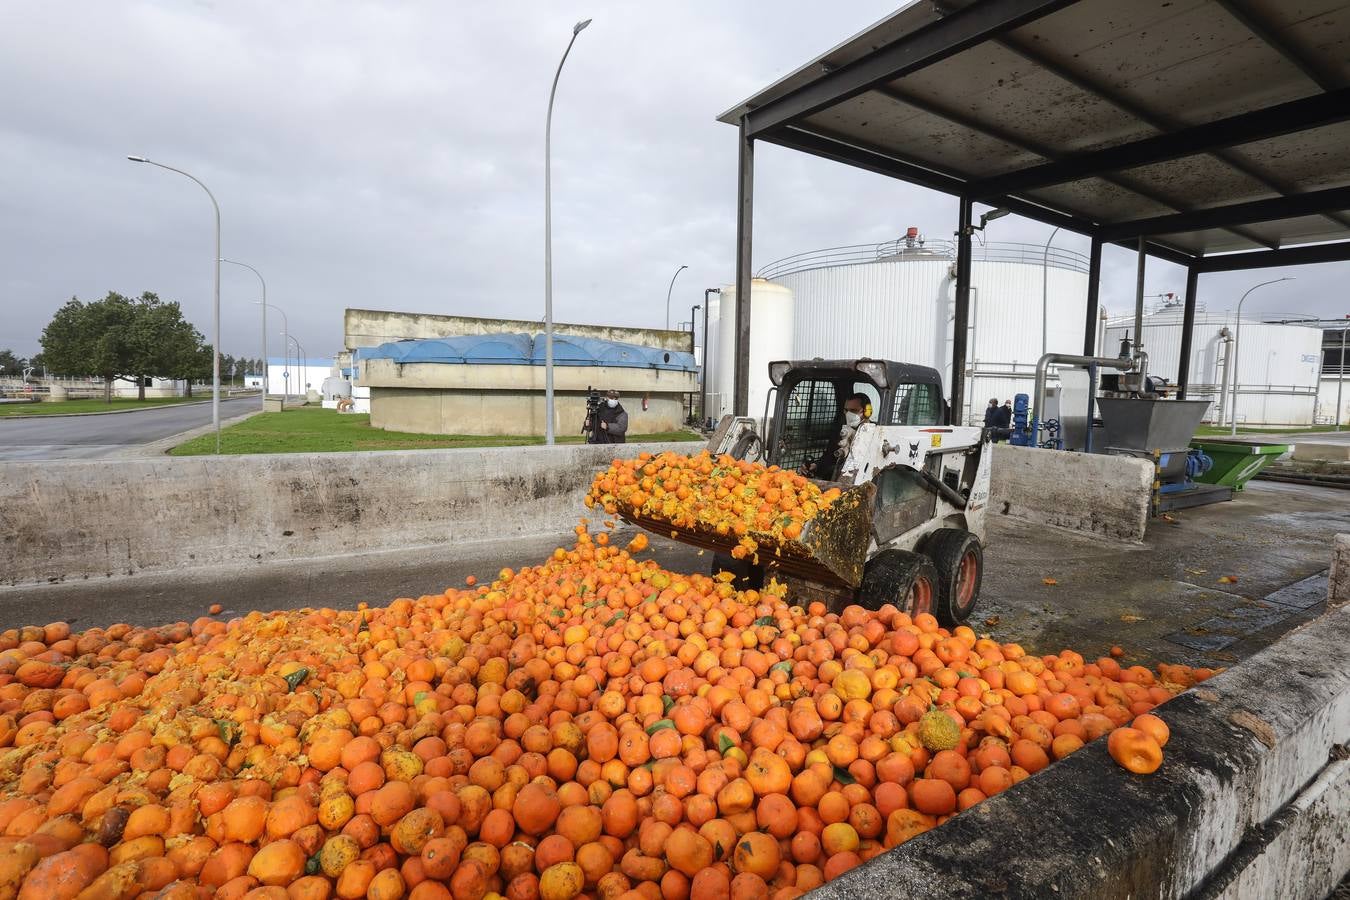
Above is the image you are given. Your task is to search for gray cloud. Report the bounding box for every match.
[2,1,1344,364]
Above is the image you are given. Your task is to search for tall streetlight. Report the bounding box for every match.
[222,258,268,411]
[128,155,222,454]
[256,301,288,402]
[665,265,688,330]
[544,17,592,445]
[1230,276,1295,436]
[285,335,309,397]
[1041,227,1061,357]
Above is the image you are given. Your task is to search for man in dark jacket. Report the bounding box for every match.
[994,399,1013,442]
[983,398,1000,428]
[594,390,628,444]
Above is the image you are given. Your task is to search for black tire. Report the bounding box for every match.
[711,552,763,590]
[729,431,763,461]
[857,549,939,618]
[924,528,983,626]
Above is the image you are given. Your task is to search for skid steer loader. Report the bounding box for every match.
[614,359,991,624]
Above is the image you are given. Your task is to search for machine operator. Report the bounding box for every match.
[801,392,871,480]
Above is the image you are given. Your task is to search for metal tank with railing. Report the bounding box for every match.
[705,232,1093,426]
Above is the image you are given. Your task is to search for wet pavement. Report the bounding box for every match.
[0,397,258,460]
[3,480,1345,671]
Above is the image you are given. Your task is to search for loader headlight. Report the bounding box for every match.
[768,361,791,386]
[854,359,888,388]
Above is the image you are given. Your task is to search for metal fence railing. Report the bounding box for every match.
[757,239,1091,280]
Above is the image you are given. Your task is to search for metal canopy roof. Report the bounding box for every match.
[719,0,1350,266]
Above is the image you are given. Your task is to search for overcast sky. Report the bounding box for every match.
[1,1,1343,363]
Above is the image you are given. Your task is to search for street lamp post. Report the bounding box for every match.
[1230,277,1295,436]
[1336,319,1347,432]
[665,265,688,330]
[285,335,308,398]
[221,259,268,411]
[1041,226,1061,357]
[544,17,592,446]
[128,155,222,454]
[256,302,288,403]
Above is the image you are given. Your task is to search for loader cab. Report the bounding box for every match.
[765,358,947,475]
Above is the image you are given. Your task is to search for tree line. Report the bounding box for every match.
[12,291,263,401]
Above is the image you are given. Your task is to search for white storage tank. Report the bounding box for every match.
[715,279,794,425]
[702,292,722,424]
[761,235,1090,424]
[1105,306,1322,426]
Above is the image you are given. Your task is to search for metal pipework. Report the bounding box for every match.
[1032,352,1137,446]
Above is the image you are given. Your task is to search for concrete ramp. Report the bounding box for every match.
[989,443,1155,542]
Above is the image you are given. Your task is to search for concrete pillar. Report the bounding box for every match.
[48,384,68,402]
[1331,533,1350,608]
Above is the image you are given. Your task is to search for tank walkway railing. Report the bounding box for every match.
[757,239,1090,280]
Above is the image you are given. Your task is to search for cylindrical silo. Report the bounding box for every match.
[1104,306,1322,426]
[716,279,794,425]
[761,236,1089,424]
[702,293,721,423]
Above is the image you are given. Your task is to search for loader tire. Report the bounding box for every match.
[711,553,763,590]
[857,550,938,618]
[924,528,983,626]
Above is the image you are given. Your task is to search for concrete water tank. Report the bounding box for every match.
[716,279,794,425]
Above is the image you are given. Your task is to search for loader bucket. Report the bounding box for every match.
[615,481,875,590]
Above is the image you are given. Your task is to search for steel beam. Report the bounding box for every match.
[933,0,1350,235]
[871,85,1279,252]
[1215,0,1344,91]
[952,198,973,422]
[1083,236,1102,357]
[1098,184,1350,243]
[762,127,1198,264]
[733,119,754,417]
[743,0,1079,138]
[1194,240,1350,273]
[1177,267,1200,399]
[966,88,1350,199]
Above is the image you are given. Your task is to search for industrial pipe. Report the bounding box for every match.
[1215,326,1233,427]
[1032,352,1137,446]
[1133,236,1146,363]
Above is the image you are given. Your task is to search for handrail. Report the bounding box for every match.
[757,239,1090,280]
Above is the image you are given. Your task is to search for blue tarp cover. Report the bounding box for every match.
[357,333,695,371]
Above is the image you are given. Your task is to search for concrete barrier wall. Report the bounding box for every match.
[0,442,693,587]
[989,443,1154,541]
[817,601,1350,900]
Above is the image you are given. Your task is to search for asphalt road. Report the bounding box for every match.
[0,396,259,461]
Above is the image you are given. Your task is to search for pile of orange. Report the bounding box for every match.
[586,451,843,561]
[0,509,1207,900]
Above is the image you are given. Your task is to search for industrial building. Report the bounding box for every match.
[1316,320,1350,427]
[355,333,696,437]
[342,309,697,436]
[703,234,1095,425]
[1104,305,1324,427]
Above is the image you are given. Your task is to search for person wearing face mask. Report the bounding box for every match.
[801,392,871,479]
[593,389,628,444]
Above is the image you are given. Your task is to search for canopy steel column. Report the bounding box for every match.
[733,119,754,416]
[1177,266,1200,398]
[952,198,973,422]
[1083,236,1102,357]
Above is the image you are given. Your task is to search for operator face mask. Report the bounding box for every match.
[844,411,861,427]
[606,399,618,408]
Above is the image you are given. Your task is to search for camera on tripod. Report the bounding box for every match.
[582,386,603,443]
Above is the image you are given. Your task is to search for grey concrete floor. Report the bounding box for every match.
[0,396,258,460]
[2,480,1344,672]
